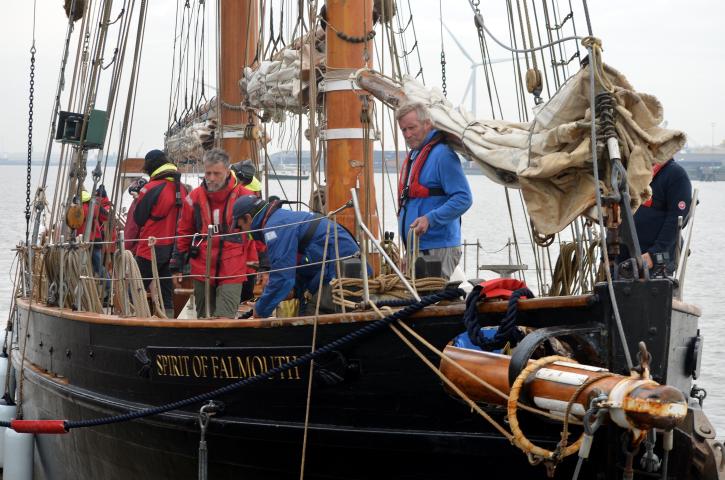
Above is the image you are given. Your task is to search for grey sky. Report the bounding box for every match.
[1,1,723,156]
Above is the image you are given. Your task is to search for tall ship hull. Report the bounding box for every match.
[7,0,722,478]
[12,280,722,479]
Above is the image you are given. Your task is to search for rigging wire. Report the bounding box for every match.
[469,2,582,55]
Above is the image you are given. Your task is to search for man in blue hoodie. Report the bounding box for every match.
[396,102,473,279]
[232,195,361,317]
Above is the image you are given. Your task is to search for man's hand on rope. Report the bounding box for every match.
[410,215,429,235]
[172,272,183,287]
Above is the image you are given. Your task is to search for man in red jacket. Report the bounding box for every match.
[133,150,187,317]
[171,148,254,318]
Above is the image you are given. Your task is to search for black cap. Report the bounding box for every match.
[233,195,267,224]
[143,149,169,175]
[231,159,256,184]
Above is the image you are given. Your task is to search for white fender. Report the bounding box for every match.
[3,428,33,480]
[0,400,17,467]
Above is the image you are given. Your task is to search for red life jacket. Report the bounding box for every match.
[183,177,254,285]
[641,159,670,208]
[397,133,446,209]
[477,278,529,300]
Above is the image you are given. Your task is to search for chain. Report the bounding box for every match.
[25,43,36,247]
[440,51,447,97]
[439,0,447,97]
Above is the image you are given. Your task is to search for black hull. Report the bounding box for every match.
[11,279,720,479]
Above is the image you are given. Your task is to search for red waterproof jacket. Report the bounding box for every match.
[81,195,110,242]
[176,175,254,285]
[133,165,188,260]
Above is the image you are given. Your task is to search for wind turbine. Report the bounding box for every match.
[443,24,515,118]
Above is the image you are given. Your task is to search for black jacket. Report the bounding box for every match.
[620,159,692,268]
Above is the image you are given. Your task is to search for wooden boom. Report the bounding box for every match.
[440,345,687,432]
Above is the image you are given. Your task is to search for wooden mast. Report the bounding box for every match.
[218,0,258,161]
[325,0,379,243]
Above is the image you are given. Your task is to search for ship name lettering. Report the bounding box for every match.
[154,353,302,380]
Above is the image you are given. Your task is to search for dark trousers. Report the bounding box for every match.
[91,243,111,301]
[136,245,174,310]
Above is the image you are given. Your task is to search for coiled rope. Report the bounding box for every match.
[463,285,533,351]
[330,274,448,309]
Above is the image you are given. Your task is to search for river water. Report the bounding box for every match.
[0,164,722,437]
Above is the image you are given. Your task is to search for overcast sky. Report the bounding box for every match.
[1,0,724,157]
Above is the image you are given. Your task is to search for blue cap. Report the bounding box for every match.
[233,195,267,224]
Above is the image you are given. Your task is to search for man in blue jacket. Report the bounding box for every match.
[619,158,692,275]
[396,102,473,279]
[232,195,361,317]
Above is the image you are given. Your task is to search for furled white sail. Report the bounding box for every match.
[357,64,686,235]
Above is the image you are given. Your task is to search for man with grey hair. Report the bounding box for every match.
[396,102,472,279]
[171,148,255,318]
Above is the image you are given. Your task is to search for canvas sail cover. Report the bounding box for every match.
[358,64,686,235]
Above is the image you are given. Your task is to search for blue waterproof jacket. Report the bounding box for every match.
[252,206,360,317]
[398,130,473,250]
[619,160,691,270]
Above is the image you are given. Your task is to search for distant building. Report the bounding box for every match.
[675,147,725,181]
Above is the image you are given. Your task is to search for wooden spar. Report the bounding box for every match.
[218,0,258,162]
[440,346,687,431]
[325,0,379,247]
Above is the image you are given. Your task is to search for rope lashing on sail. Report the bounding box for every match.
[1,289,463,434]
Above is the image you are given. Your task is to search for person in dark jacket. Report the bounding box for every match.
[619,158,692,275]
[396,102,472,279]
[232,195,361,318]
[133,150,187,317]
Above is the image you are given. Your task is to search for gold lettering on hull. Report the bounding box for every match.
[154,353,304,381]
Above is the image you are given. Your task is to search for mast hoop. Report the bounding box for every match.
[320,128,379,141]
[319,79,359,93]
